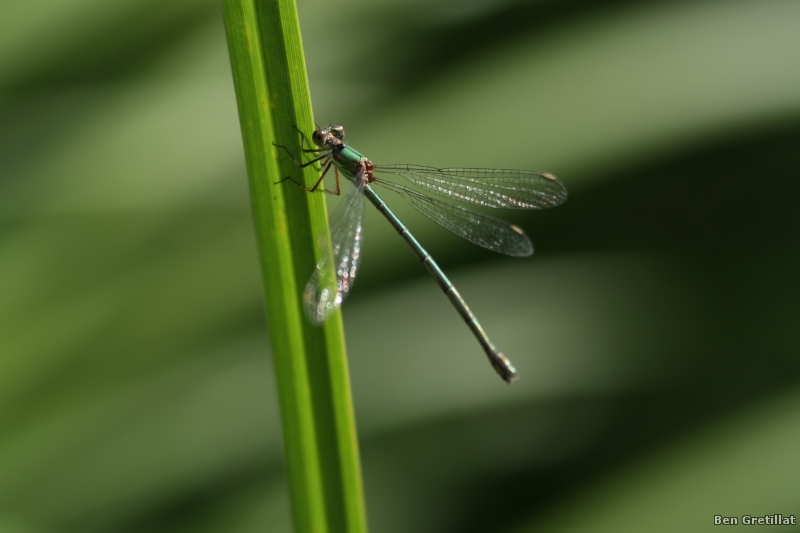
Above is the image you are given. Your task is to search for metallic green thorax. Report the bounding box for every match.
[332,145,366,180]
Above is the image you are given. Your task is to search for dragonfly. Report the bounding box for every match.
[273,125,567,383]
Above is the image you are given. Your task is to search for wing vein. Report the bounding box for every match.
[376,164,568,210]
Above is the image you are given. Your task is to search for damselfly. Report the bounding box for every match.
[274,125,567,383]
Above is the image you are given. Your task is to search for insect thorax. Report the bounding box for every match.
[333,145,376,183]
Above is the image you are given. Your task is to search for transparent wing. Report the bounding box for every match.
[303,179,365,324]
[375,164,568,210]
[376,181,533,257]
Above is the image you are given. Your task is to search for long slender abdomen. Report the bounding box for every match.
[360,184,518,383]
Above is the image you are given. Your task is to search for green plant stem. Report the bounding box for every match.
[221,1,367,532]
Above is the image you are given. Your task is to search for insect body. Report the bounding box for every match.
[274,125,567,383]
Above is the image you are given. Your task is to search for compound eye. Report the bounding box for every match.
[331,125,345,140]
[311,129,326,147]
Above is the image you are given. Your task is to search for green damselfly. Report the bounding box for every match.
[274,125,567,383]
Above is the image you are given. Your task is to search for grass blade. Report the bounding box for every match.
[221,1,367,531]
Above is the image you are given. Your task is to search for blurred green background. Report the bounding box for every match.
[2,0,800,531]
